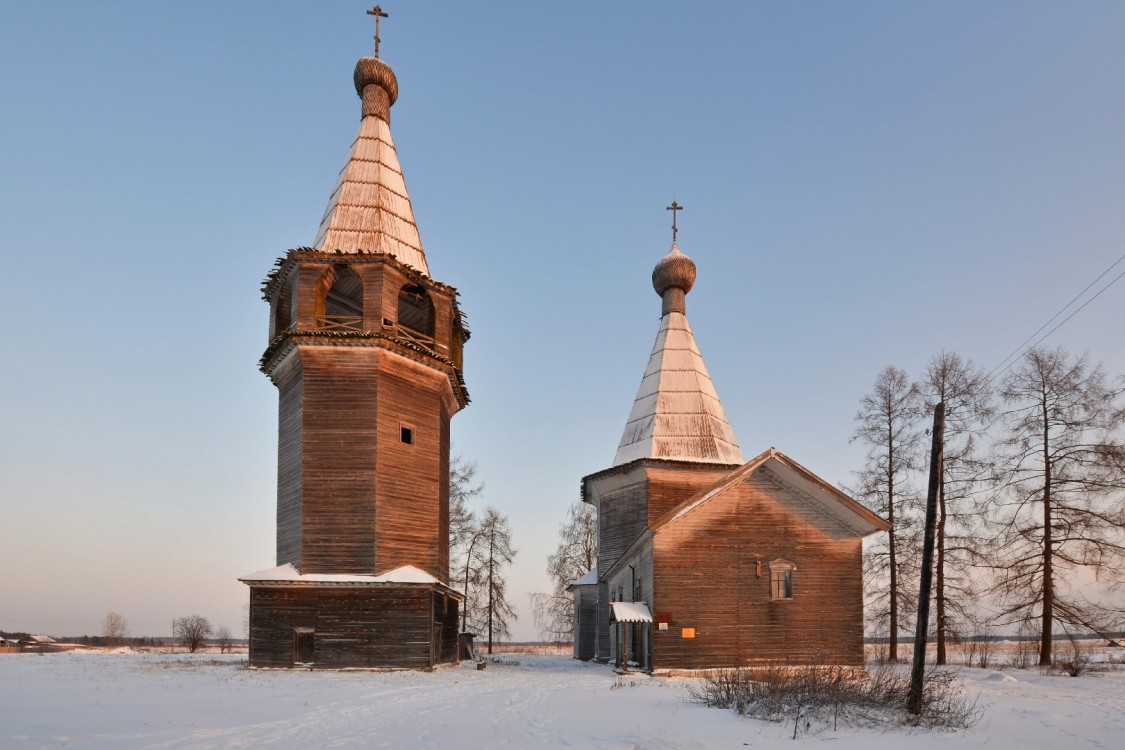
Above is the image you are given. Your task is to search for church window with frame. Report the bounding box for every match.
[769,560,795,600]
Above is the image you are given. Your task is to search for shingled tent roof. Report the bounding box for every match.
[313,56,429,276]
[614,241,743,466]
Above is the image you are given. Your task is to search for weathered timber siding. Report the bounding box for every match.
[584,460,737,662]
[644,464,735,523]
[249,585,459,669]
[589,469,645,660]
[571,584,597,660]
[605,535,654,667]
[374,355,450,581]
[298,347,380,574]
[652,472,865,669]
[276,360,303,567]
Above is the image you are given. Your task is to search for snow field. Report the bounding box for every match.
[1,651,1123,749]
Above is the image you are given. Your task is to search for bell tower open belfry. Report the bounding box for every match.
[241,7,470,669]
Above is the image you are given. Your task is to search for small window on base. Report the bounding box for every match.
[401,426,414,444]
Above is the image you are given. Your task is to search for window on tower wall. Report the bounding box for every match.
[770,560,795,600]
[320,265,364,331]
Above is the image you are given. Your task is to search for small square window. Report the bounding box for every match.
[400,427,414,444]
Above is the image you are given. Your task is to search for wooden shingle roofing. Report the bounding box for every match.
[613,243,743,467]
[313,58,429,275]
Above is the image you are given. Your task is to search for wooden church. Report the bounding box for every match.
[240,14,468,669]
[571,216,889,673]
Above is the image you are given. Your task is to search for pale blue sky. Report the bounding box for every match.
[2,2,1123,640]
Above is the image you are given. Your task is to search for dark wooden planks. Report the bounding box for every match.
[248,585,460,669]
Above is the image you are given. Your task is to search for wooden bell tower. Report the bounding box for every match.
[242,10,470,669]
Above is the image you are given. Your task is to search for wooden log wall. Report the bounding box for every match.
[275,361,304,567]
[249,585,458,669]
[651,471,865,669]
[374,355,450,581]
[585,460,738,662]
[296,347,381,573]
[572,585,598,660]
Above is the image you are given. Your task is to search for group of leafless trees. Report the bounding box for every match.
[100,612,234,653]
[448,457,517,653]
[529,502,598,641]
[853,346,1125,666]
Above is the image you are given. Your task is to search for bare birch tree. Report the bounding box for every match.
[990,346,1125,665]
[852,365,925,661]
[530,502,598,641]
[917,351,994,664]
[478,506,517,654]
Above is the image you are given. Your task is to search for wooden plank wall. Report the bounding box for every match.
[587,461,734,662]
[645,464,737,522]
[249,585,447,669]
[375,356,450,581]
[275,363,304,567]
[298,347,381,574]
[572,586,598,660]
[652,473,865,669]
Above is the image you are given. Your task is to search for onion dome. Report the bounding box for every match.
[353,57,399,122]
[652,242,696,315]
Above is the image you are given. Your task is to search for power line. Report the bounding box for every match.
[984,252,1125,384]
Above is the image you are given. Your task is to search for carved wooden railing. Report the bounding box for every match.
[395,324,436,350]
[316,315,364,332]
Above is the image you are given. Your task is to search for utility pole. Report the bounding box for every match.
[907,401,944,715]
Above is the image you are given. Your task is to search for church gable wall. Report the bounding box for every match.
[652,472,864,669]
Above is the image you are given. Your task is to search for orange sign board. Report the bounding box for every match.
[681,628,696,639]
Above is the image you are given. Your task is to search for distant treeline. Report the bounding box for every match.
[865,633,1123,645]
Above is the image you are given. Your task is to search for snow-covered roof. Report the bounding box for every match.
[567,569,598,588]
[313,74,429,275]
[610,601,653,623]
[651,447,891,538]
[22,635,56,644]
[239,563,442,586]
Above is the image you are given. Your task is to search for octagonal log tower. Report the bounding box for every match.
[242,46,469,670]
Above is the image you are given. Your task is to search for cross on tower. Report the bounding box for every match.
[367,5,389,58]
[666,199,684,243]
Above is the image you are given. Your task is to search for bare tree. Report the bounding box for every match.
[989,346,1125,665]
[102,611,128,647]
[173,615,213,653]
[214,625,233,654]
[851,365,925,662]
[478,506,517,654]
[448,456,486,633]
[449,455,484,569]
[917,351,994,664]
[530,502,597,641]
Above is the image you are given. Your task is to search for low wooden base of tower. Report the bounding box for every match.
[247,583,460,669]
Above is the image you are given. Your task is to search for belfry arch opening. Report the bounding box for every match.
[320,265,364,332]
[397,284,435,346]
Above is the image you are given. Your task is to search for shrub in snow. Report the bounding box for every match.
[686,663,980,737]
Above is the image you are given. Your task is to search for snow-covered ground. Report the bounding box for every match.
[2,651,1123,749]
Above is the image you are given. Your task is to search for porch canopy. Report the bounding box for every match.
[610,601,653,623]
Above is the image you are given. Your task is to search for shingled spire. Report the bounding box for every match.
[613,223,743,466]
[313,45,429,275]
